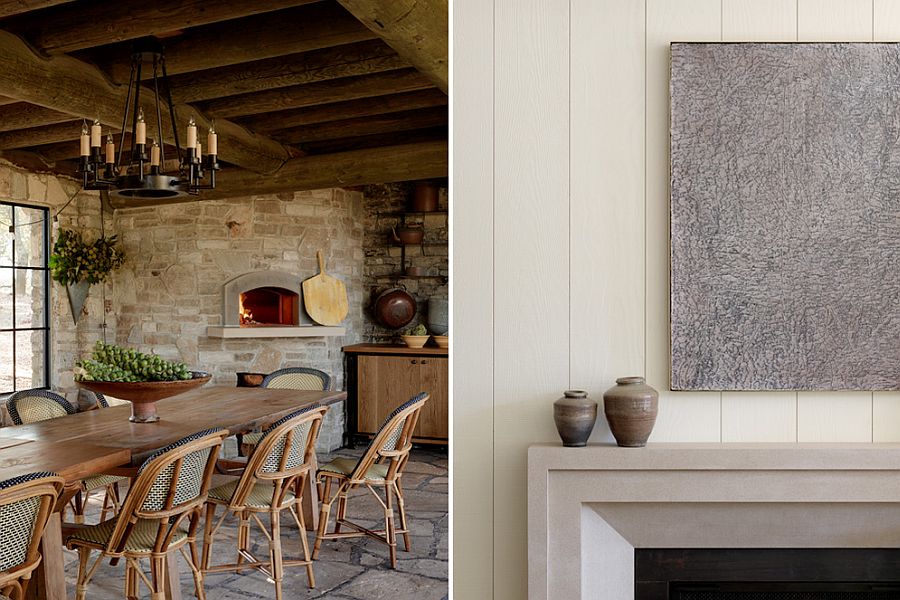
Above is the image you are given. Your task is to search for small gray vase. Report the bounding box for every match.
[553,390,597,447]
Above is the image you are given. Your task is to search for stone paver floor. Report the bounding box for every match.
[64,446,448,600]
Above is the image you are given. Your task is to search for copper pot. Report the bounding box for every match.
[391,226,425,245]
[411,181,439,212]
[373,288,417,329]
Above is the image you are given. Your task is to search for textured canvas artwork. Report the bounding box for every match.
[670,43,900,391]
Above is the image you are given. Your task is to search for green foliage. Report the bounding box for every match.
[407,323,428,336]
[49,229,125,285]
[75,341,192,383]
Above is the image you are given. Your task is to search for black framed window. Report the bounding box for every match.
[0,202,50,393]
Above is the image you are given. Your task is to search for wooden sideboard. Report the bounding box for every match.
[343,344,448,445]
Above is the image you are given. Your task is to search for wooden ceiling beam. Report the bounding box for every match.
[236,89,447,133]
[298,125,446,155]
[0,29,292,173]
[200,69,434,119]
[94,3,377,83]
[0,120,83,149]
[7,0,320,55]
[108,140,447,207]
[336,0,447,93]
[0,102,74,133]
[271,106,447,144]
[0,0,72,19]
[167,40,407,104]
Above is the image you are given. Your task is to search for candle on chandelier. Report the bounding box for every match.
[136,107,146,145]
[186,116,197,149]
[79,123,90,156]
[150,141,160,167]
[196,140,202,164]
[207,122,217,155]
[105,134,115,164]
[90,119,102,148]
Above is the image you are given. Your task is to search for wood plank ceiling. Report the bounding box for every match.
[0,0,448,205]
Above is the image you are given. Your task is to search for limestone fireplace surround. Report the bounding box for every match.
[528,443,900,599]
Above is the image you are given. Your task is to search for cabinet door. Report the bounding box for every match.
[416,357,448,439]
[357,355,420,434]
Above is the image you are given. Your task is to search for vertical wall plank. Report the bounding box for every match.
[719,0,799,442]
[724,0,798,39]
[798,393,873,442]
[570,0,645,445]
[493,0,569,597]
[646,0,722,442]
[874,0,900,40]
[452,0,494,596]
[874,393,900,442]
[794,0,874,442]
[798,0,873,40]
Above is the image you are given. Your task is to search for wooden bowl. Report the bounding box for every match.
[76,372,211,423]
[401,335,430,349]
[433,335,449,348]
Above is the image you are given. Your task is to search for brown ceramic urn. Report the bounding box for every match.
[553,390,597,447]
[602,376,658,447]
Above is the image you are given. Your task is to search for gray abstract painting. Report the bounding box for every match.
[670,43,900,391]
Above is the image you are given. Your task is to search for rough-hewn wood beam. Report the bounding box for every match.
[0,0,72,18]
[0,120,83,149]
[299,126,446,155]
[236,89,447,133]
[9,0,319,55]
[0,102,73,133]
[271,107,447,144]
[96,3,376,83]
[201,69,434,119]
[108,140,447,207]
[336,0,447,93]
[0,29,292,173]
[167,40,407,104]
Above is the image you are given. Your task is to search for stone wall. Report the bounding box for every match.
[111,188,366,391]
[0,160,111,405]
[362,182,449,342]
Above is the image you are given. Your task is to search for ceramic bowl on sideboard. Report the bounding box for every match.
[432,335,449,348]
[401,335,430,348]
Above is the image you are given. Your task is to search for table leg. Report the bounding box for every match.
[27,513,67,600]
[164,551,184,600]
[302,454,319,530]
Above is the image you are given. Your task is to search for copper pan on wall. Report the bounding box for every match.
[373,288,417,329]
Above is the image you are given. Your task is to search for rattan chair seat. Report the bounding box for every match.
[81,474,126,491]
[319,457,389,481]
[68,518,189,553]
[207,479,296,508]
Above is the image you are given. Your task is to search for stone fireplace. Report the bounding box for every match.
[527,444,900,599]
[207,270,345,339]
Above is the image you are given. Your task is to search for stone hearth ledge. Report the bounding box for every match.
[527,442,900,600]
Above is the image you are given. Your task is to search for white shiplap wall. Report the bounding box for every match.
[453,0,900,598]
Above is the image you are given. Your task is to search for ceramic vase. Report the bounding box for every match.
[602,377,658,447]
[553,390,597,447]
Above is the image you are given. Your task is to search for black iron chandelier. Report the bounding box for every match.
[78,40,219,199]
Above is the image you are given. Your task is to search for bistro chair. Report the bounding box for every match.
[238,367,332,455]
[201,404,327,598]
[0,471,65,600]
[7,389,123,524]
[65,428,227,600]
[313,392,428,569]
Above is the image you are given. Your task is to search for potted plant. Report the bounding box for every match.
[49,229,125,323]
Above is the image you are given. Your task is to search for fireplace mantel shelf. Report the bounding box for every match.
[206,325,346,339]
[528,442,900,600]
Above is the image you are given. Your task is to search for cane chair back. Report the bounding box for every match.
[227,405,325,509]
[104,428,226,554]
[0,472,64,600]
[261,367,331,391]
[6,390,76,425]
[349,392,428,483]
[90,391,109,408]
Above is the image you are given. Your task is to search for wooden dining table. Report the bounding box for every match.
[0,385,346,600]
